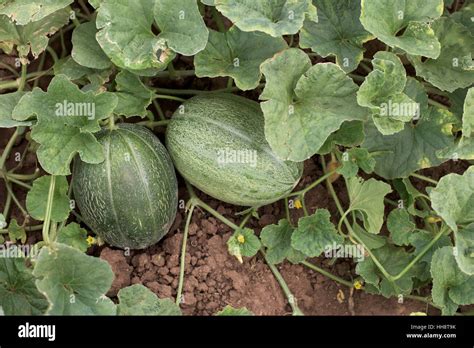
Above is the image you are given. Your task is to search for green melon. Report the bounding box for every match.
[73,123,178,249]
[166,93,303,206]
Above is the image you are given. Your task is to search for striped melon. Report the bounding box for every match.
[166,94,303,206]
[72,123,178,249]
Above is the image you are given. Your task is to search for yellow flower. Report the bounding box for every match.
[294,198,302,209]
[237,234,245,244]
[353,280,363,290]
[427,216,442,223]
[86,236,97,247]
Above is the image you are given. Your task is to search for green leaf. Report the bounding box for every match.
[53,57,97,81]
[195,26,287,90]
[0,246,49,315]
[357,52,417,135]
[12,75,117,175]
[462,88,474,137]
[352,222,386,250]
[360,0,442,58]
[260,219,304,264]
[57,223,89,253]
[450,2,474,36]
[154,0,209,56]
[407,17,474,93]
[392,178,428,217]
[454,223,474,275]
[431,246,474,315]
[299,0,373,73]
[114,70,154,117]
[356,244,415,297]
[387,208,415,246]
[7,219,26,244]
[408,230,452,264]
[117,284,181,315]
[0,92,32,128]
[26,175,71,222]
[337,147,375,178]
[214,0,315,37]
[96,0,176,72]
[0,0,73,25]
[0,9,70,57]
[317,121,365,155]
[227,228,261,263]
[71,21,111,70]
[429,166,474,233]
[0,214,6,229]
[33,243,116,315]
[215,305,253,316]
[346,177,392,234]
[291,209,343,257]
[260,48,368,161]
[362,106,456,179]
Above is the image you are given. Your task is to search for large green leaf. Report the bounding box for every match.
[260,48,368,161]
[0,247,49,315]
[337,148,375,179]
[431,246,474,315]
[407,17,474,93]
[360,0,442,58]
[195,26,287,90]
[33,243,116,315]
[362,107,456,179]
[214,0,315,37]
[299,0,373,73]
[0,0,73,25]
[96,0,208,72]
[0,9,70,57]
[53,57,98,81]
[429,166,474,233]
[0,92,32,128]
[387,208,416,246]
[96,0,175,72]
[356,244,415,297]
[12,75,117,175]
[346,177,392,234]
[26,175,71,223]
[454,223,474,276]
[451,2,474,36]
[291,209,343,258]
[117,284,181,315]
[114,70,154,117]
[71,21,111,70]
[154,0,209,56]
[357,52,417,135]
[261,219,301,264]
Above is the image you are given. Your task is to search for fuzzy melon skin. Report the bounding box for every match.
[73,123,178,249]
[166,94,303,206]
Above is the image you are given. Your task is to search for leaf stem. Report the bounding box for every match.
[410,173,438,185]
[42,175,56,245]
[287,170,336,197]
[137,119,170,128]
[17,62,27,92]
[261,250,303,315]
[427,98,449,109]
[176,204,195,306]
[0,128,20,169]
[4,179,28,218]
[301,260,354,288]
[154,94,186,103]
[152,99,165,120]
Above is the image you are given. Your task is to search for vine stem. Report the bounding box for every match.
[301,261,353,288]
[0,224,43,234]
[17,62,27,92]
[137,119,170,128]
[286,170,336,197]
[5,175,32,190]
[0,128,20,169]
[261,250,304,315]
[4,179,28,218]
[176,204,196,306]
[410,173,438,185]
[152,99,165,120]
[427,99,449,109]
[41,175,56,245]
[154,94,186,103]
